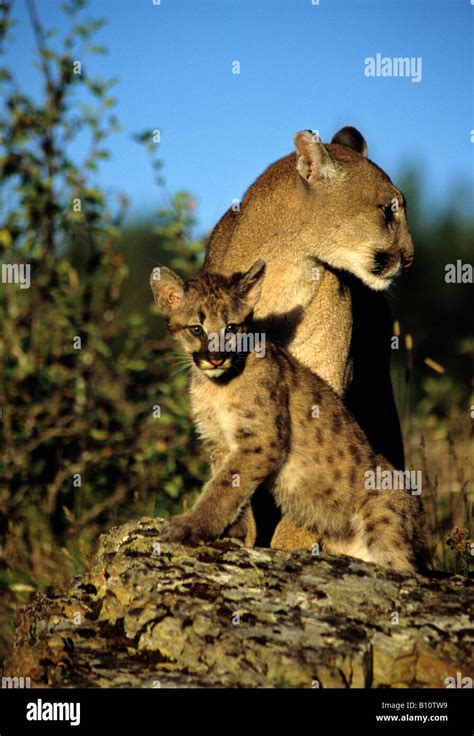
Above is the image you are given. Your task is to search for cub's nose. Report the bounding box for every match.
[209,356,225,366]
[402,252,415,268]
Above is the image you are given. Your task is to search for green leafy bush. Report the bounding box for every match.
[0,0,207,661]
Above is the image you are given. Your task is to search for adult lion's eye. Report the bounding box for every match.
[189,325,203,337]
[225,323,238,334]
[379,205,395,225]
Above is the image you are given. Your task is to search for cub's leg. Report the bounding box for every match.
[324,500,420,574]
[273,461,423,572]
[225,504,257,547]
[325,533,416,574]
[208,447,257,546]
[162,449,280,544]
[356,494,424,573]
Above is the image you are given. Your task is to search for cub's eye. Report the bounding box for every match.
[225,323,238,334]
[189,325,203,337]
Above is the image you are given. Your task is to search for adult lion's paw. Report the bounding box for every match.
[161,513,218,545]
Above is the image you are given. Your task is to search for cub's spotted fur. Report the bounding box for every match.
[150,260,427,573]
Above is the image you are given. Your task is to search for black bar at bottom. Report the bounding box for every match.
[0,687,472,735]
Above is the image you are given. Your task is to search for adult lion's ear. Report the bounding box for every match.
[294,130,338,184]
[150,266,186,313]
[331,126,368,157]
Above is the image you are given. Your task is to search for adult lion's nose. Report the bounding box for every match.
[402,252,415,269]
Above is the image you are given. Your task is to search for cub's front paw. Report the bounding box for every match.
[161,513,218,545]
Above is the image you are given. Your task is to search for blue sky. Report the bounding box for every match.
[5,0,473,234]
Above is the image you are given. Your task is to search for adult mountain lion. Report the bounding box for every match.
[204,126,414,550]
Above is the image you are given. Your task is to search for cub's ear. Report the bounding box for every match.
[150,266,186,313]
[237,259,266,307]
[294,130,338,184]
[331,126,368,157]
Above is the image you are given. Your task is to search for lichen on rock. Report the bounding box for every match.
[7,517,474,688]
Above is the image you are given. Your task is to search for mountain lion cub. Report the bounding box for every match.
[150,260,426,572]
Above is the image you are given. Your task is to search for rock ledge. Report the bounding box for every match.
[8,517,473,688]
